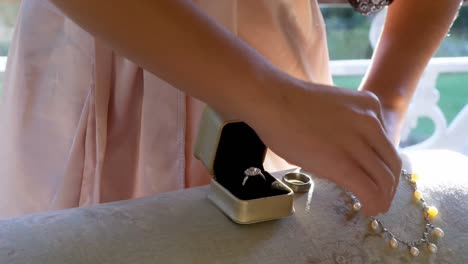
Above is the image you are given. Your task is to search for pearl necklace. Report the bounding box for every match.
[346,170,445,256]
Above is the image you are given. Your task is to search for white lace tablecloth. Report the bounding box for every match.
[1,149,467,263]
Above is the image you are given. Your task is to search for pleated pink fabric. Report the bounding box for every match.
[0,0,332,218]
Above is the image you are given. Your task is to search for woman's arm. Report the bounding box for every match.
[360,0,463,143]
[49,0,277,121]
[48,0,402,215]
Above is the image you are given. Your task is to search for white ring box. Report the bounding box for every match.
[194,107,294,224]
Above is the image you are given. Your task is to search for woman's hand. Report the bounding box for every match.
[247,77,402,216]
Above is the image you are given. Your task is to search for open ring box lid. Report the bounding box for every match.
[194,107,294,224]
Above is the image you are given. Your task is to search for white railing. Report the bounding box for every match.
[0,56,5,81]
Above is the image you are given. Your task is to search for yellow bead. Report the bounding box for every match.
[413,190,423,201]
[411,173,420,182]
[427,206,439,218]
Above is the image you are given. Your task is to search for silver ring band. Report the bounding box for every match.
[282,172,312,193]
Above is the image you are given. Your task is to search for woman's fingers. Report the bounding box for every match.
[361,93,402,173]
[364,123,401,204]
[356,92,402,205]
[329,152,381,216]
[346,136,396,212]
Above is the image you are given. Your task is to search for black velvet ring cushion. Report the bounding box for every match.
[213,122,290,200]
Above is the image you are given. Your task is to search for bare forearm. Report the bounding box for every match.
[48,0,288,122]
[360,0,462,112]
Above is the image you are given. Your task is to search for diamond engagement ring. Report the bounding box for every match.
[242,167,266,186]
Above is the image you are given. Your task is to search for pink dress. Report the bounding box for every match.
[0,0,332,218]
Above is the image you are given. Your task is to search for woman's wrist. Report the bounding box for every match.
[359,83,412,115]
[368,91,409,144]
[234,66,306,128]
[359,83,414,145]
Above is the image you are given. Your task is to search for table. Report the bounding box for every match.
[1,150,467,263]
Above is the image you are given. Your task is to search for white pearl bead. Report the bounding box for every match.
[410,246,420,256]
[433,227,445,238]
[428,243,438,254]
[389,238,398,249]
[353,202,361,212]
[370,220,379,231]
